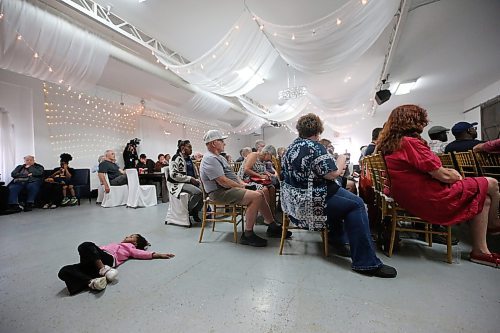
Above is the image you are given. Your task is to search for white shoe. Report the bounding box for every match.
[99,265,118,282]
[88,277,107,291]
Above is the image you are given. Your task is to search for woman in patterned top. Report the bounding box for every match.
[281,113,396,278]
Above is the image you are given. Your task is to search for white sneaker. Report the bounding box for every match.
[88,277,107,291]
[99,265,118,282]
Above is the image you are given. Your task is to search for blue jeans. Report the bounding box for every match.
[326,188,382,270]
[8,180,42,204]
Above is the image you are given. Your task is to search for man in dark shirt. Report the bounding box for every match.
[363,127,383,157]
[444,121,484,153]
[8,155,44,212]
[136,154,155,173]
[98,150,127,193]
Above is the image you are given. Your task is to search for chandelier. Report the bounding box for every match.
[278,64,307,101]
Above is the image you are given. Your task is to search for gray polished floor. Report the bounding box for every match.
[0,202,498,333]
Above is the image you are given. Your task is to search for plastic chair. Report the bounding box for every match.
[101,174,128,208]
[164,166,191,227]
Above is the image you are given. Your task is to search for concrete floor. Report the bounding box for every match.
[0,201,498,333]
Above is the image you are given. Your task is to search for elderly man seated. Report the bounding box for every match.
[7,155,44,212]
[98,150,127,193]
[199,130,291,247]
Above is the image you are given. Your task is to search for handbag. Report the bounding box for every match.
[250,176,272,186]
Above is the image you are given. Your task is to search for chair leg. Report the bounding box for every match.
[427,224,433,247]
[446,225,452,264]
[232,206,238,243]
[279,214,288,255]
[323,229,329,257]
[388,211,397,257]
[199,203,208,243]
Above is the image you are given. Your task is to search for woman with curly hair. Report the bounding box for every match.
[281,113,397,278]
[377,104,500,267]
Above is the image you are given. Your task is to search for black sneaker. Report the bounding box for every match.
[240,233,267,247]
[354,264,397,278]
[7,204,22,213]
[23,203,33,212]
[191,212,202,223]
[266,225,292,239]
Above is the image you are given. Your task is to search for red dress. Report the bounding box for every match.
[384,137,488,225]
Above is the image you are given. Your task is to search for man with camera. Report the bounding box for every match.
[123,138,140,169]
[199,130,291,247]
[98,150,127,193]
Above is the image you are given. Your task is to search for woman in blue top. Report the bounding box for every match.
[281,113,396,278]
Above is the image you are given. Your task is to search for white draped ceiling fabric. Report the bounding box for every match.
[154,0,398,129]
[0,0,110,90]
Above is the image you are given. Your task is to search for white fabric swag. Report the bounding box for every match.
[154,11,279,97]
[0,0,110,90]
[252,0,399,74]
[238,96,309,122]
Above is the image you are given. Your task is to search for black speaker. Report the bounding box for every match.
[375,89,391,105]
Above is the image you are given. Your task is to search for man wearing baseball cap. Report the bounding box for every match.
[444,121,484,153]
[199,130,291,247]
[427,125,450,154]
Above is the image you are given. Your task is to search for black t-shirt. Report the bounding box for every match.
[98,160,121,180]
[444,139,483,153]
[51,167,75,184]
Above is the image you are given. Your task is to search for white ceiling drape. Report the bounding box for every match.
[154,11,279,97]
[0,0,110,90]
[238,95,309,122]
[252,0,399,74]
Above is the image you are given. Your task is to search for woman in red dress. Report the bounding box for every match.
[377,104,500,268]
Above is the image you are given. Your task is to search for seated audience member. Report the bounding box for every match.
[7,155,44,212]
[91,155,105,173]
[58,234,174,295]
[154,154,168,172]
[235,147,252,163]
[98,150,127,193]
[192,152,203,163]
[377,105,500,267]
[41,153,77,209]
[362,127,383,157]
[277,147,286,160]
[444,121,484,153]
[473,138,500,153]
[168,140,203,222]
[164,153,171,166]
[319,138,356,195]
[281,113,396,278]
[237,145,278,213]
[200,130,291,247]
[255,140,266,153]
[427,126,450,154]
[136,153,155,173]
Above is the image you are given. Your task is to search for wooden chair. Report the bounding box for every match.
[436,152,456,170]
[232,162,242,174]
[197,172,246,244]
[453,151,480,178]
[279,213,329,257]
[474,152,500,181]
[370,154,453,263]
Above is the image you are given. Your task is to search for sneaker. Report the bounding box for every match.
[240,233,268,247]
[7,204,22,213]
[469,252,500,268]
[61,197,70,206]
[99,265,119,282]
[50,204,57,209]
[88,277,107,291]
[42,203,50,209]
[190,212,202,223]
[23,203,33,212]
[266,225,292,239]
[354,264,397,278]
[69,197,78,206]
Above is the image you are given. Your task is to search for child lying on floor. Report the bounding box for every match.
[58,234,174,295]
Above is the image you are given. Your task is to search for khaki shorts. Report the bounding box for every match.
[209,188,246,204]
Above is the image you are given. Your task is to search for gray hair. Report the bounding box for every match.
[255,140,265,149]
[261,145,277,157]
[241,147,252,156]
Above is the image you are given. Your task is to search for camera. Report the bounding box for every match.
[129,138,141,146]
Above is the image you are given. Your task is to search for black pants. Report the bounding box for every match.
[40,182,64,206]
[58,242,114,295]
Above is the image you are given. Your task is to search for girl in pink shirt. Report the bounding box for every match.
[58,234,174,295]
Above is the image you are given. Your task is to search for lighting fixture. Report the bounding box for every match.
[278,64,307,100]
[395,79,419,95]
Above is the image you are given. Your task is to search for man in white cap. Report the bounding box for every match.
[427,125,450,154]
[199,129,291,247]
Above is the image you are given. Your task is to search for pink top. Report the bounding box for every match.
[100,242,153,267]
[480,139,500,153]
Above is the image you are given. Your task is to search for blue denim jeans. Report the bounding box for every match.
[326,188,382,270]
[8,180,42,204]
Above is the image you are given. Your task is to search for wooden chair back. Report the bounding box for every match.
[474,152,500,181]
[453,151,479,178]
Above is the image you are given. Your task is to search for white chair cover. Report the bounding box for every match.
[101,174,128,208]
[164,166,190,227]
[126,169,157,208]
[96,184,104,204]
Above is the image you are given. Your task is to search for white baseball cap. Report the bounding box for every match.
[203,129,228,144]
